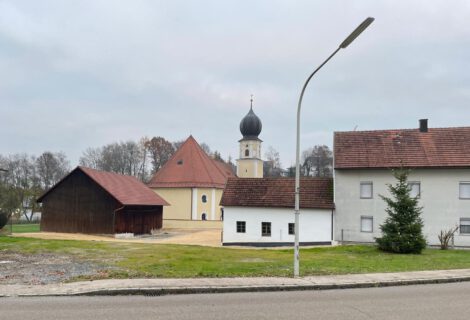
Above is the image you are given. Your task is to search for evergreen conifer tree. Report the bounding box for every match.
[376,168,426,253]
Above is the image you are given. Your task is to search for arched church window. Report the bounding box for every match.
[202,195,207,203]
[245,149,249,157]
[202,213,207,220]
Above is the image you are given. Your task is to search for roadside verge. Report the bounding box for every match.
[2,269,470,297]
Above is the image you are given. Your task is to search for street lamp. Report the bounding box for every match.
[293,17,374,277]
[0,169,10,233]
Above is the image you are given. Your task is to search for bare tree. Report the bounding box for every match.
[0,154,41,222]
[172,139,185,151]
[263,146,283,177]
[301,145,333,177]
[138,137,150,182]
[200,143,211,156]
[145,137,175,174]
[36,151,70,190]
[79,147,102,169]
[79,141,148,181]
[211,150,224,162]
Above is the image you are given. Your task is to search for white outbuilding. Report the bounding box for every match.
[221,177,334,246]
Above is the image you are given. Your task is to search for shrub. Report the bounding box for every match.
[0,211,8,229]
[438,226,459,250]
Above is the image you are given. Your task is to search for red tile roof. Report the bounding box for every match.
[213,160,236,179]
[334,127,470,169]
[220,177,334,209]
[38,166,169,206]
[148,136,233,189]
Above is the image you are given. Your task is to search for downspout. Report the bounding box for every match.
[331,208,334,242]
[113,205,125,234]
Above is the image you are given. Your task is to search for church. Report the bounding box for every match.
[147,96,470,247]
[148,135,234,229]
[221,101,335,246]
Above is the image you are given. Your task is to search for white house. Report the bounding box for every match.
[221,177,334,246]
[334,119,470,247]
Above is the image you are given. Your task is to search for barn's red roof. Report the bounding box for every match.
[148,136,234,188]
[220,177,334,209]
[38,166,169,206]
[334,126,470,169]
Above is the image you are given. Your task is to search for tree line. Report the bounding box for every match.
[0,136,333,222]
[0,152,70,222]
[264,144,333,178]
[78,136,223,182]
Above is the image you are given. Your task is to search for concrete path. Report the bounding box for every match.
[2,269,470,297]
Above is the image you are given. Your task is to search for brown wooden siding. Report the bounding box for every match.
[40,170,163,234]
[115,206,163,234]
[40,170,118,234]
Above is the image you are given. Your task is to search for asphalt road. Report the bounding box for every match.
[1,282,470,320]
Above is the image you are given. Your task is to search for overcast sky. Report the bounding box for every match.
[1,0,470,168]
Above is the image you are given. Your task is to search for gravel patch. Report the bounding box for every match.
[0,251,112,285]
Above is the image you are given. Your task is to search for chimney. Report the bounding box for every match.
[419,119,428,132]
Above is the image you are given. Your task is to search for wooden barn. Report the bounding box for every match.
[37,166,169,235]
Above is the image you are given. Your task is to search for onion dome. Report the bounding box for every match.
[239,98,262,139]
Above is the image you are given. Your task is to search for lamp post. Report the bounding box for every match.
[293,17,374,277]
[0,169,10,233]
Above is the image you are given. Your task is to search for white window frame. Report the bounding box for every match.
[408,181,421,198]
[360,182,373,199]
[459,182,470,199]
[360,216,373,233]
[460,218,470,235]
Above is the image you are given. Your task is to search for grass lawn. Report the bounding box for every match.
[0,224,40,234]
[1,236,470,279]
[11,224,40,233]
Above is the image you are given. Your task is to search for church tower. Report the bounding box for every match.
[237,97,263,178]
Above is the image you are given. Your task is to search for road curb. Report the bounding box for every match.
[8,275,470,298]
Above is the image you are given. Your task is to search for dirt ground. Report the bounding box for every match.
[14,229,223,247]
[2,229,221,284]
[0,251,110,285]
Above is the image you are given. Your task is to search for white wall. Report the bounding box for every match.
[335,168,470,246]
[223,206,332,244]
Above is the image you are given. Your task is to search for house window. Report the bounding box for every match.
[245,149,249,157]
[408,182,421,198]
[261,222,271,237]
[236,221,246,233]
[201,213,207,221]
[361,216,373,233]
[460,218,470,234]
[288,223,295,235]
[360,182,373,199]
[201,195,207,203]
[459,182,470,199]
